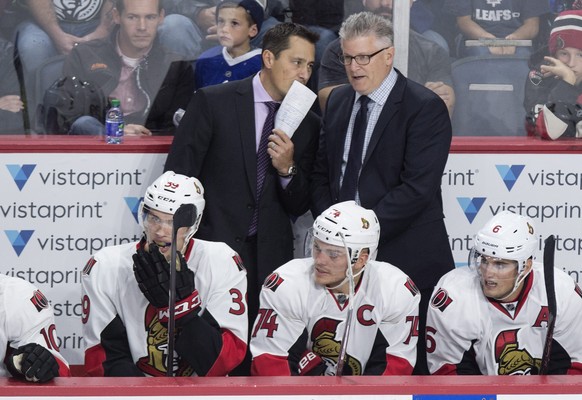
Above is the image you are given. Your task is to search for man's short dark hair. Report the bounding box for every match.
[115,0,163,14]
[261,23,319,59]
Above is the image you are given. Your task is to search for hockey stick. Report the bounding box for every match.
[336,233,355,377]
[539,234,556,375]
[166,203,197,377]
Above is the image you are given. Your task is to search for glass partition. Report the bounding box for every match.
[0,0,579,138]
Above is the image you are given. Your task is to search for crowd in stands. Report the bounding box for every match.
[0,0,581,136]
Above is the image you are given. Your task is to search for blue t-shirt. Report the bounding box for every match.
[194,46,262,89]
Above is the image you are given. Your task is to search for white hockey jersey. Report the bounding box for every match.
[250,258,420,376]
[0,275,70,378]
[426,263,582,375]
[82,238,248,377]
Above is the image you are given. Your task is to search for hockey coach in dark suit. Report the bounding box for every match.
[165,23,321,333]
[310,11,454,374]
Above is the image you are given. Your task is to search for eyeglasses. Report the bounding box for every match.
[339,47,390,66]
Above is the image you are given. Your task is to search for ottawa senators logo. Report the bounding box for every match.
[193,180,202,194]
[310,317,362,375]
[430,288,453,312]
[495,329,541,375]
[361,218,369,229]
[136,304,193,376]
[263,272,284,292]
[30,290,49,312]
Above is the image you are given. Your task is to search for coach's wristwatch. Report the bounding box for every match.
[278,164,297,178]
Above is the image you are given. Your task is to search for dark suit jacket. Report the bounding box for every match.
[165,76,321,286]
[311,69,453,290]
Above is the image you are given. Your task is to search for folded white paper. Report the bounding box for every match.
[275,80,317,138]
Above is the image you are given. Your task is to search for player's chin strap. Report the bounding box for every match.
[325,265,366,292]
[335,233,357,377]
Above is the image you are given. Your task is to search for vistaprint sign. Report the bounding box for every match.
[442,155,582,278]
[2,151,582,367]
[1,154,165,365]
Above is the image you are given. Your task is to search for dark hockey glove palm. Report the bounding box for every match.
[7,343,60,383]
[133,244,200,324]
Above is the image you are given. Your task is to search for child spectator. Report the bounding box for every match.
[524,10,582,139]
[194,0,263,89]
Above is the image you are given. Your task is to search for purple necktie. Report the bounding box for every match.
[248,101,280,236]
[339,95,370,201]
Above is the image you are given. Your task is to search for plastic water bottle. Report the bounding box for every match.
[105,99,124,144]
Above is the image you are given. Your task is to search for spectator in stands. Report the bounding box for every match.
[1,274,70,381]
[15,0,199,68]
[14,0,115,106]
[63,0,193,136]
[82,171,248,376]
[525,10,582,140]
[164,22,321,375]
[311,11,454,375]
[0,37,24,134]
[194,0,263,89]
[250,201,420,376]
[426,211,582,375]
[16,0,115,70]
[445,0,549,57]
[318,0,455,115]
[163,0,276,58]
[14,0,196,131]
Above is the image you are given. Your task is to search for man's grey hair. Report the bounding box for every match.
[339,11,393,47]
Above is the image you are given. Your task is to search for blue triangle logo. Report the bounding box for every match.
[457,197,486,223]
[6,164,36,191]
[496,165,525,191]
[4,230,34,256]
[124,197,143,223]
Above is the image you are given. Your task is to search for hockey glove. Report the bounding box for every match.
[7,343,60,383]
[298,350,327,376]
[133,244,200,324]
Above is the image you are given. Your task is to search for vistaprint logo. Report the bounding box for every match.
[457,197,486,223]
[6,164,36,191]
[4,230,34,256]
[6,165,145,190]
[124,197,144,223]
[496,165,525,191]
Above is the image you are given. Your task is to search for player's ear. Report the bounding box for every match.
[524,258,533,273]
[355,249,369,271]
